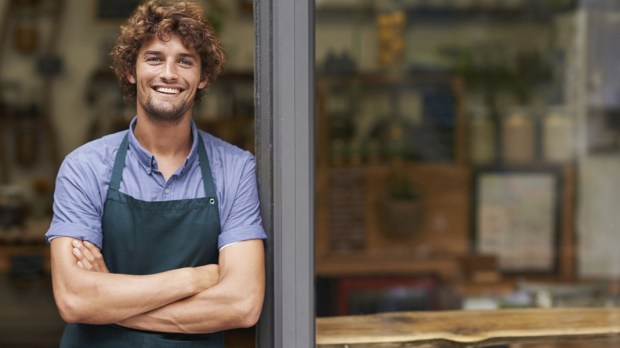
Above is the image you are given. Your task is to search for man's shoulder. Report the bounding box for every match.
[197,129,255,164]
[64,131,127,168]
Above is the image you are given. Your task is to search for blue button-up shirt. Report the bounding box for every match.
[46,117,266,250]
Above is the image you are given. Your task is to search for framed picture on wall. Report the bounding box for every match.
[472,167,562,274]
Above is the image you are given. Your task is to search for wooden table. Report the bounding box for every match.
[316,308,620,347]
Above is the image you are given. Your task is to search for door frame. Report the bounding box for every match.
[255,0,315,347]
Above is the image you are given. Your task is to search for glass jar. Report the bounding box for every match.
[502,107,536,164]
[543,106,573,163]
[468,105,496,165]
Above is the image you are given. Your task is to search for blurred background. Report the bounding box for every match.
[1,0,620,347]
[0,0,254,346]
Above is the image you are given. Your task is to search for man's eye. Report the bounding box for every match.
[180,59,193,65]
[146,57,162,62]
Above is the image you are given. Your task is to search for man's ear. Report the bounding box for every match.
[198,78,208,90]
[127,73,136,84]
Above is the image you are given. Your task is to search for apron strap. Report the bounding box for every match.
[197,135,218,206]
[109,134,129,191]
[109,132,217,206]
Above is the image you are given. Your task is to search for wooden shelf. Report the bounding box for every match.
[316,251,460,280]
[316,2,575,23]
[315,163,576,281]
[316,164,472,275]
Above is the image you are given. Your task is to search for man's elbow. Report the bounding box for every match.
[56,294,87,324]
[55,292,108,325]
[238,307,261,328]
[235,294,264,328]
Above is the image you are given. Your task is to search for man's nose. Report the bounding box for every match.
[160,60,178,81]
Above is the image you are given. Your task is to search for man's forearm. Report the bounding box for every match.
[118,240,265,334]
[118,275,263,334]
[56,266,201,324]
[51,237,215,324]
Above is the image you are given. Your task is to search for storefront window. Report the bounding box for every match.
[315,0,620,341]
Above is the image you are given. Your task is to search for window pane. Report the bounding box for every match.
[315,0,619,343]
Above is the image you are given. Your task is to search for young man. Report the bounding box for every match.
[46,1,266,346]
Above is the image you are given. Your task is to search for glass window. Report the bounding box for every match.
[315,0,619,344]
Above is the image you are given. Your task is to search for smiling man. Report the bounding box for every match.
[45,1,266,347]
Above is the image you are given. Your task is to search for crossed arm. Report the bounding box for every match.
[50,237,265,333]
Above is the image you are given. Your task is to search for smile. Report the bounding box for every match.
[154,87,182,94]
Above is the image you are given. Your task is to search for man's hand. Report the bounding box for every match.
[71,240,109,273]
[193,264,221,290]
[71,240,220,290]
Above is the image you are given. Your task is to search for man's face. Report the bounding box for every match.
[128,34,207,123]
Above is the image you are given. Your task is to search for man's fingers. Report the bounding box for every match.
[83,240,109,273]
[72,239,98,271]
[73,247,94,270]
[195,264,220,290]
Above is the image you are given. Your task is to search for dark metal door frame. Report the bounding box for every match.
[255,0,315,347]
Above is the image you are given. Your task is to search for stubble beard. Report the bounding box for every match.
[142,94,193,124]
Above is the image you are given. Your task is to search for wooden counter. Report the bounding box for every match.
[316,308,620,347]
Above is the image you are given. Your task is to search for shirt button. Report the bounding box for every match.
[164,189,170,194]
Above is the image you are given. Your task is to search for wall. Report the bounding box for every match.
[0,0,253,196]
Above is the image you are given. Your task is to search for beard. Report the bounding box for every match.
[141,93,193,124]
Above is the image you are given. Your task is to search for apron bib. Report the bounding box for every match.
[60,134,224,347]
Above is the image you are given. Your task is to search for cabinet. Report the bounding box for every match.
[316,73,466,168]
[315,72,470,279]
[314,2,578,285]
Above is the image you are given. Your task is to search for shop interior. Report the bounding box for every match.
[1,0,620,347]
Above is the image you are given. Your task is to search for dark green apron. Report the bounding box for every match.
[60,134,224,347]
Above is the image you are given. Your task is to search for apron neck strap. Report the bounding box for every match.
[196,135,217,199]
[109,132,216,200]
[109,134,129,191]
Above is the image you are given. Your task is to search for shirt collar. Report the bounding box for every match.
[127,116,200,175]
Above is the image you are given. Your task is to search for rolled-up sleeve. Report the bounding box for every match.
[217,154,267,249]
[45,153,105,249]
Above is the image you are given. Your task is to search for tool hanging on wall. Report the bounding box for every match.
[0,0,63,180]
[0,1,12,184]
[15,102,39,167]
[38,0,63,173]
[12,0,39,55]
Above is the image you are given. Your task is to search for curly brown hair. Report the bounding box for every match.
[111,0,225,104]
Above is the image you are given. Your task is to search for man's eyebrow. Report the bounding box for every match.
[178,53,197,60]
[142,50,161,55]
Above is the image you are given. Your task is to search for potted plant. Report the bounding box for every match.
[377,163,425,240]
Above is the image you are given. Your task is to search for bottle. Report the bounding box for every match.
[502,107,535,164]
[543,106,573,163]
[13,0,39,55]
[468,105,496,165]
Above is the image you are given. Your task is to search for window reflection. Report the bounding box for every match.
[315,0,619,321]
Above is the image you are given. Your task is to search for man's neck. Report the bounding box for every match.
[133,113,193,160]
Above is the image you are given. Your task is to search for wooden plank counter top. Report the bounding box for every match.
[316,308,620,347]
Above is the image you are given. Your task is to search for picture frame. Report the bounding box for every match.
[472,167,562,274]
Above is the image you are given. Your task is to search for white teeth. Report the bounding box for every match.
[156,87,180,94]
